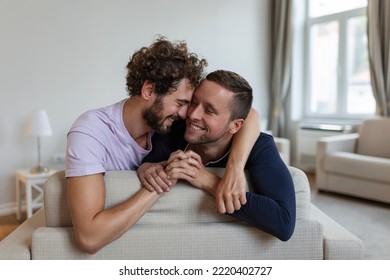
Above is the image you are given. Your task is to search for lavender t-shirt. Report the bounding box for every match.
[66,99,153,177]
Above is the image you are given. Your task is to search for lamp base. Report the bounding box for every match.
[30,166,50,174]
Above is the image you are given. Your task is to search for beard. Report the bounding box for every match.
[184,120,229,145]
[143,95,174,135]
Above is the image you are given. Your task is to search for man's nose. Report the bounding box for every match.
[188,104,202,120]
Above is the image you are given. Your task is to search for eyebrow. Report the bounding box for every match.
[191,96,218,113]
[177,99,190,105]
[204,102,219,113]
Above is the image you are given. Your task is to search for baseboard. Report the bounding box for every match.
[0,202,17,216]
[0,201,38,217]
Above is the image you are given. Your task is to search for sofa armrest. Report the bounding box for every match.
[309,204,364,259]
[316,133,359,187]
[0,208,45,260]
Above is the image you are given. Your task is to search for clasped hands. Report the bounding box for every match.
[138,150,247,214]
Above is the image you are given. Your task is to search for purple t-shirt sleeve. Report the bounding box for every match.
[66,130,107,177]
[65,100,152,178]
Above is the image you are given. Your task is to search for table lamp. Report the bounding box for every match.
[27,110,53,173]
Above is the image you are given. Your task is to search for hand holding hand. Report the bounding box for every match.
[165,150,202,187]
[166,150,220,195]
[137,162,175,194]
[166,150,203,167]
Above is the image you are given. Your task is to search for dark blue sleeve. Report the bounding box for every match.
[210,133,296,241]
[234,134,296,241]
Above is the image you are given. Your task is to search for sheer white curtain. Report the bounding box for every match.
[268,0,293,137]
[367,0,390,116]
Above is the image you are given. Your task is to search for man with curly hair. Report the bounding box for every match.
[65,37,259,253]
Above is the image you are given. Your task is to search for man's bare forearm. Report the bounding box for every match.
[67,175,162,254]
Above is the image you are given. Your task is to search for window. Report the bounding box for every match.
[304,0,375,119]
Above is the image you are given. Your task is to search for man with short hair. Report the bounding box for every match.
[140,70,296,241]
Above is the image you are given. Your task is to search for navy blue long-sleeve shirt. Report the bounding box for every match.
[143,120,296,241]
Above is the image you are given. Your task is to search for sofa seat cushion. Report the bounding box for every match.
[324,151,390,183]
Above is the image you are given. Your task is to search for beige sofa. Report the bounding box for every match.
[0,167,363,260]
[316,118,390,204]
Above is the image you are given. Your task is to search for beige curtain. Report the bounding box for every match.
[268,0,293,137]
[367,0,390,116]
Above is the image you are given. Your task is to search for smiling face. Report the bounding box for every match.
[144,78,194,134]
[184,80,237,145]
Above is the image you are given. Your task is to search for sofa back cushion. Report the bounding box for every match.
[44,166,310,227]
[357,118,390,158]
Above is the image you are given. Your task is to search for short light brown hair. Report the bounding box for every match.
[205,70,253,120]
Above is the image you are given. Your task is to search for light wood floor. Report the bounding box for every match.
[0,213,25,241]
[0,213,26,225]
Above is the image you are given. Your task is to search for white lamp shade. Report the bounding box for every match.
[28,110,53,137]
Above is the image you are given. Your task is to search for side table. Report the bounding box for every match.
[15,169,57,219]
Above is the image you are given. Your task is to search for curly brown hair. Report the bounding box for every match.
[126,36,207,96]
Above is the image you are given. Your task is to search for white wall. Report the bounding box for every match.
[0,0,271,213]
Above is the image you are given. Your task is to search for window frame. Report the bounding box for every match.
[303,3,374,121]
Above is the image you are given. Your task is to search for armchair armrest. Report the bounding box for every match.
[318,133,359,153]
[316,133,359,187]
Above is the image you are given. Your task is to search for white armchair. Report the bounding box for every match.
[316,118,390,204]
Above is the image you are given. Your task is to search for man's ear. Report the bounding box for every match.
[228,119,245,134]
[141,80,155,101]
